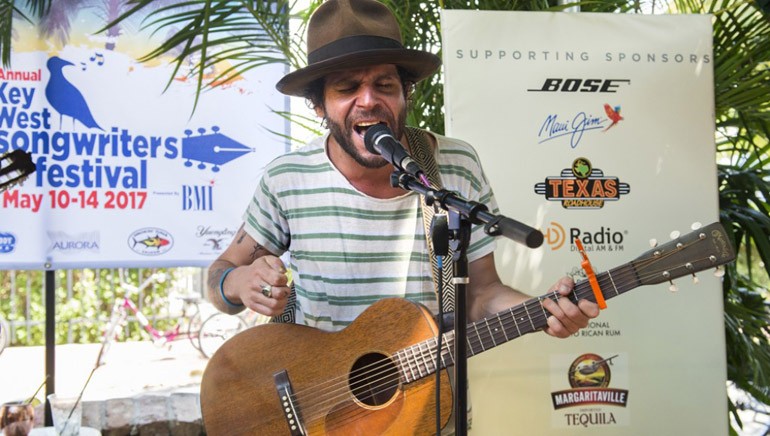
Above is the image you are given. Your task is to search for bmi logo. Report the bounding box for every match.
[534,158,630,209]
[182,185,213,211]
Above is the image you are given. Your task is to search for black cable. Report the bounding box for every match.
[435,254,444,436]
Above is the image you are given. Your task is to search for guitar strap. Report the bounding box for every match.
[405,127,456,313]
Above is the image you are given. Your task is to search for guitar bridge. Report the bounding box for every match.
[274,369,306,436]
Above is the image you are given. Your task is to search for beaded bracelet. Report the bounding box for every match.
[218,267,244,308]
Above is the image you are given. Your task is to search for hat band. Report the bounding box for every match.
[308,35,405,65]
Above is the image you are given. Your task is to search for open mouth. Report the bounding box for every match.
[353,121,385,138]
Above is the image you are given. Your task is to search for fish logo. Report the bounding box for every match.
[128,228,174,256]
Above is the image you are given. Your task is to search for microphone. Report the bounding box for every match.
[364,124,424,178]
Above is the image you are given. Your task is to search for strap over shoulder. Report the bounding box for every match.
[406,127,456,313]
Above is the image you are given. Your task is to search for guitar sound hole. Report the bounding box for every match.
[349,352,399,407]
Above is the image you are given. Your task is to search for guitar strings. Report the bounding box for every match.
[314,372,449,433]
[287,242,713,428]
[291,249,706,426]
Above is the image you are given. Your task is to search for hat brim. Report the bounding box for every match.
[276,48,441,97]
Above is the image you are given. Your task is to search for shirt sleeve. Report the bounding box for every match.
[241,169,290,256]
[436,135,499,264]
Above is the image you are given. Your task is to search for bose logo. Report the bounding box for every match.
[528,79,631,93]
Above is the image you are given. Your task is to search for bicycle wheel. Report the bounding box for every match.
[198,313,247,358]
[186,308,203,351]
[0,316,10,356]
[96,313,124,367]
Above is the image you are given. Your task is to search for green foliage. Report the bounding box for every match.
[0,268,179,346]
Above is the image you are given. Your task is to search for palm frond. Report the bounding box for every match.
[99,0,299,113]
[0,0,50,66]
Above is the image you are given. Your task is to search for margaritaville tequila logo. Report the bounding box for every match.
[551,353,629,410]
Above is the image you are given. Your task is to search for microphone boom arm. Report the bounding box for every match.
[390,172,544,249]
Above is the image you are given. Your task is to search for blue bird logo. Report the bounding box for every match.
[45,56,103,131]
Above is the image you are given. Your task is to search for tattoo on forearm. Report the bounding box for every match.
[209,267,226,293]
[250,244,266,262]
[234,223,270,261]
[235,224,246,244]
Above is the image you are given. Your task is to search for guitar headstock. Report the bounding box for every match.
[631,222,735,287]
[0,150,36,192]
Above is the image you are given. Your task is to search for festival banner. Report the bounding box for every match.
[0,6,288,269]
[442,11,723,435]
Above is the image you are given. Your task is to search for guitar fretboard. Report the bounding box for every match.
[393,264,639,384]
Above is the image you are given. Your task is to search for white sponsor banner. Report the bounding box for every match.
[0,7,287,269]
[443,11,724,435]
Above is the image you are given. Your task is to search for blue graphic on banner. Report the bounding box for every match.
[0,232,16,253]
[0,56,255,190]
[45,56,102,130]
[182,126,253,172]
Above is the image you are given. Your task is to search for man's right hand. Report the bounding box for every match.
[223,255,290,317]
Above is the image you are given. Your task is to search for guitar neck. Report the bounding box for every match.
[0,150,36,192]
[392,221,735,384]
[393,264,637,384]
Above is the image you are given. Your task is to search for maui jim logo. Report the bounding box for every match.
[538,104,623,148]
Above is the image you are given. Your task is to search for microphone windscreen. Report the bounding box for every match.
[363,124,391,155]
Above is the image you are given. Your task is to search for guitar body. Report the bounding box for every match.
[201,298,453,435]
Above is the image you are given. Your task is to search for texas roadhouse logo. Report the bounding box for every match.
[534,158,630,209]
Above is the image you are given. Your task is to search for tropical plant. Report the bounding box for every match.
[1,0,768,433]
[0,268,180,345]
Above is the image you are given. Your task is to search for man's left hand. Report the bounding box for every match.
[541,276,600,338]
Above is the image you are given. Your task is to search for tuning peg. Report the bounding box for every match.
[691,222,702,230]
[669,281,678,292]
[692,274,699,284]
[670,230,680,240]
[649,238,658,248]
[714,267,725,278]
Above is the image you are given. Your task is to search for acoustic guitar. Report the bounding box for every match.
[0,149,35,192]
[201,222,735,435]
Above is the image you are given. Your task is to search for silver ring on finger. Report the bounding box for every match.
[260,284,273,298]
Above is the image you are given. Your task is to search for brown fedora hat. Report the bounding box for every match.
[276,0,441,97]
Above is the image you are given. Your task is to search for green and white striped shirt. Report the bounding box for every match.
[243,130,499,331]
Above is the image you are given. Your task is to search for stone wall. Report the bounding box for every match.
[34,392,205,435]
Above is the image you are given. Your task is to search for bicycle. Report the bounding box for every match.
[96,269,245,366]
[197,308,270,358]
[0,314,10,356]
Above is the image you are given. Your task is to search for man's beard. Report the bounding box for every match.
[327,109,407,169]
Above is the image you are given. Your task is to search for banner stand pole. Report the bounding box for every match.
[44,269,55,427]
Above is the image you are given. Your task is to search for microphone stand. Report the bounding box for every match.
[390,171,543,436]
